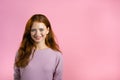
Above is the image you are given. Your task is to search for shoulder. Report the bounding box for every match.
[48,48,63,59]
[49,48,62,56]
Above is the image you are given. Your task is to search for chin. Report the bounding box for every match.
[35,40,41,43]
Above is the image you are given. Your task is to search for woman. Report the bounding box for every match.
[14,14,63,80]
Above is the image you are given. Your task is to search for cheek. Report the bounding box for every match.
[30,32,35,37]
[41,31,48,35]
[30,32,34,36]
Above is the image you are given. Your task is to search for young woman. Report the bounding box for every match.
[14,14,63,80]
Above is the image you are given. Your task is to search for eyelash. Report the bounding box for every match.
[39,29,44,31]
[31,29,36,32]
[31,29,44,32]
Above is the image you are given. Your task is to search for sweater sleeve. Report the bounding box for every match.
[14,66,21,80]
[14,52,21,80]
[53,53,63,80]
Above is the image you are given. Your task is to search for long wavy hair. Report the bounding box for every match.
[15,14,61,68]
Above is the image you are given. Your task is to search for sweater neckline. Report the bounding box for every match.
[35,47,50,52]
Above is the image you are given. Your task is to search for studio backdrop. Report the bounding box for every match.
[0,0,120,80]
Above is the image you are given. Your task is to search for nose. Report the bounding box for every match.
[35,29,41,35]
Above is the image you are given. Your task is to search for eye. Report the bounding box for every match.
[31,29,36,32]
[39,28,44,31]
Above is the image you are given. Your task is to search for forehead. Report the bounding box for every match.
[31,22,46,29]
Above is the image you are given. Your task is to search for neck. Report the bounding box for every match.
[35,42,48,50]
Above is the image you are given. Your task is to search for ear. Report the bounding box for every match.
[46,27,49,34]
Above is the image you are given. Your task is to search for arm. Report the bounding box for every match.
[53,54,63,80]
[14,52,21,80]
[14,66,21,80]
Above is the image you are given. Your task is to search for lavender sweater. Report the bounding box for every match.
[14,48,63,80]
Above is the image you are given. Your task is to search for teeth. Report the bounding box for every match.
[35,35,42,37]
[40,34,42,36]
[36,36,41,38]
[34,34,42,38]
[34,36,41,38]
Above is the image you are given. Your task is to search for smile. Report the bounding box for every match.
[34,36,42,40]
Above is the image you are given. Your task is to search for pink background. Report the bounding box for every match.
[0,0,120,80]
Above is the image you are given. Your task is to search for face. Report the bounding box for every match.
[30,22,49,44]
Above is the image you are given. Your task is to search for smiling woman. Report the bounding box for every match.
[14,14,63,80]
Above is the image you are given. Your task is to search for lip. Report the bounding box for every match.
[34,36,42,40]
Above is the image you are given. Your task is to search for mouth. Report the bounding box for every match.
[34,35,42,40]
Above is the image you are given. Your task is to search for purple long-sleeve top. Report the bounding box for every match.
[14,48,63,80]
